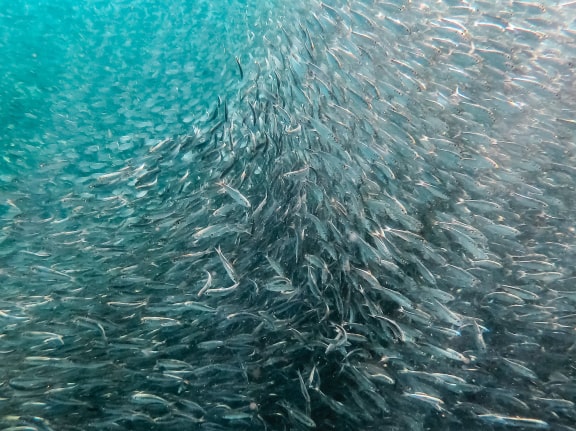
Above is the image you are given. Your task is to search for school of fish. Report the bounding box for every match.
[1,0,575,430]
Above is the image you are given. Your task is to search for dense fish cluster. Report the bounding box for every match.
[1,0,576,430]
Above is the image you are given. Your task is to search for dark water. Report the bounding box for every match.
[1,1,575,430]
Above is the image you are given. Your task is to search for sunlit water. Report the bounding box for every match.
[1,1,575,430]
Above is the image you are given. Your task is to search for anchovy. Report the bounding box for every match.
[215,246,238,283]
[235,56,244,80]
[218,181,251,208]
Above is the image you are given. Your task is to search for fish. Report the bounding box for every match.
[1,0,575,430]
[235,56,244,80]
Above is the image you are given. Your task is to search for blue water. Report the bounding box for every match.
[1,1,576,430]
[1,0,281,168]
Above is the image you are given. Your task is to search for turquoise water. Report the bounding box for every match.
[1,1,576,430]
[1,0,282,170]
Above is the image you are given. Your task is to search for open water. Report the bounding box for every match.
[1,1,576,430]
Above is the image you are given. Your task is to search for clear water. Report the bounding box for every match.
[1,1,575,430]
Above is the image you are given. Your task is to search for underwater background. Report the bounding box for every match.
[1,1,576,430]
